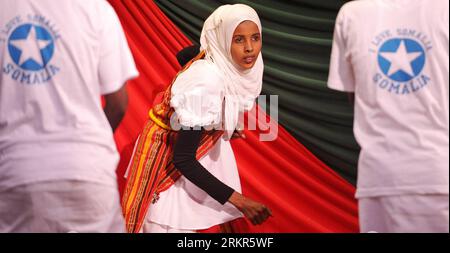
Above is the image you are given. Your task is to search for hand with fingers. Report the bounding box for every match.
[228,191,272,225]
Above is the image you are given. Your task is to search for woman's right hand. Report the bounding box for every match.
[228,191,272,225]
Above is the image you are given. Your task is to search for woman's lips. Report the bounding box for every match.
[244,56,255,64]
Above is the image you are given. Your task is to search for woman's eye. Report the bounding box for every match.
[252,35,260,41]
[234,37,243,43]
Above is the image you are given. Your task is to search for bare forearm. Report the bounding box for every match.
[104,105,126,132]
[103,85,128,132]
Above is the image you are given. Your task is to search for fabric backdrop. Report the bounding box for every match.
[155,0,359,185]
[108,0,358,232]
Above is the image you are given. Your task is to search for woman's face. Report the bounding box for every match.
[230,20,261,70]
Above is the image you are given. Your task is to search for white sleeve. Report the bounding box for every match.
[170,64,223,128]
[98,2,139,95]
[327,5,355,92]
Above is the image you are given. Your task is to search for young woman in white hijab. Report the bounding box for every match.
[142,4,272,233]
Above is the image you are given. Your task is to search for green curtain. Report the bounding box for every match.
[155,0,359,184]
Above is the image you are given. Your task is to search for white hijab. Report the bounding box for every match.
[200,4,264,138]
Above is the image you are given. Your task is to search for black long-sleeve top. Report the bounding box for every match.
[172,128,235,205]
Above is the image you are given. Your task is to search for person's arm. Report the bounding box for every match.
[103,84,128,132]
[173,128,235,203]
[347,92,355,106]
[173,128,272,225]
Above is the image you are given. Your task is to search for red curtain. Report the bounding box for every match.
[108,0,359,232]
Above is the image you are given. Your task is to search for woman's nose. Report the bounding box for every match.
[245,41,253,53]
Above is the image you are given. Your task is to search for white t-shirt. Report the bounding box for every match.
[0,0,139,191]
[327,0,449,198]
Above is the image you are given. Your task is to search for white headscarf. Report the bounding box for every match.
[200,4,264,138]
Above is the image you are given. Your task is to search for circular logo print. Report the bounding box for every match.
[378,38,425,82]
[8,24,54,71]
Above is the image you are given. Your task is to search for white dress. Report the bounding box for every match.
[147,136,243,230]
[145,60,243,230]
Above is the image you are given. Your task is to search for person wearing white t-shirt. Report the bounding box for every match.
[328,0,449,233]
[0,0,138,232]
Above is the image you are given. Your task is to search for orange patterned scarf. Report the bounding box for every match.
[121,52,224,233]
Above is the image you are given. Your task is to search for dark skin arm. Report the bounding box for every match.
[103,84,128,132]
[348,92,355,106]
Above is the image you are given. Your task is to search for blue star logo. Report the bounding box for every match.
[8,24,55,71]
[378,38,426,82]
